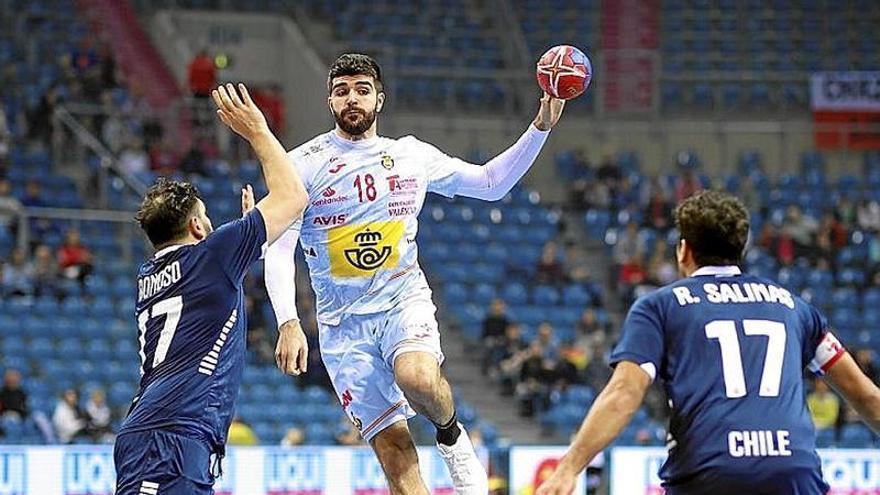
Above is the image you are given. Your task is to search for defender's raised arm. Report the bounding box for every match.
[212,83,307,243]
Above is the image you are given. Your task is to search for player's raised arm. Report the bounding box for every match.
[536,361,652,495]
[213,83,307,243]
[823,351,880,433]
[427,93,564,202]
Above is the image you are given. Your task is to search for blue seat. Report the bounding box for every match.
[471,283,497,305]
[840,424,875,448]
[443,283,468,305]
[532,285,560,305]
[831,288,858,310]
[562,285,593,307]
[500,283,528,305]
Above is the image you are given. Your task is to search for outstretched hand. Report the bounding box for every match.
[212,82,270,142]
[533,92,566,131]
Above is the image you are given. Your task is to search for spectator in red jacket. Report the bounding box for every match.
[58,229,93,283]
[187,49,216,99]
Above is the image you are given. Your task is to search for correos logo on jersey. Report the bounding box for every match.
[63,450,114,495]
[0,452,25,495]
[328,222,404,277]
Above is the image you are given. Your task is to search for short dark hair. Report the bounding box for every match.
[674,190,750,267]
[135,177,201,247]
[328,53,383,92]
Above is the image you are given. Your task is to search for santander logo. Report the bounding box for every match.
[312,186,350,207]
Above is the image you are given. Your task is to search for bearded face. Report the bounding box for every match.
[328,75,384,137]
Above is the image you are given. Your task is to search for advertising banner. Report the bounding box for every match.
[508,446,601,495]
[810,72,880,112]
[0,445,484,495]
[610,447,880,495]
[810,72,880,149]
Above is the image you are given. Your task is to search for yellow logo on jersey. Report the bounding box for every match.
[328,221,404,277]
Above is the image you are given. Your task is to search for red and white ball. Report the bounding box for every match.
[536,45,592,100]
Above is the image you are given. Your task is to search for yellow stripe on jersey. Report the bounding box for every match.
[328,221,405,278]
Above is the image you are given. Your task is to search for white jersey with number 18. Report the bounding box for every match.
[283,130,466,326]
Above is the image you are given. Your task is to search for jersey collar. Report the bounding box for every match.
[153,244,185,259]
[329,129,381,149]
[691,265,742,277]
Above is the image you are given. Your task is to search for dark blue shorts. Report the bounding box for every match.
[664,466,829,495]
[114,430,215,495]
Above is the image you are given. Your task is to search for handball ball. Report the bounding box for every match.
[536,45,592,100]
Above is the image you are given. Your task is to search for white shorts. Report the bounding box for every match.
[318,297,445,442]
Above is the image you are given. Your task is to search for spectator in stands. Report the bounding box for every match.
[253,85,285,134]
[559,339,587,374]
[2,247,34,296]
[336,422,362,446]
[58,229,93,284]
[281,426,305,446]
[855,348,879,384]
[613,221,642,265]
[816,212,848,261]
[495,323,527,394]
[27,85,60,146]
[775,230,796,266]
[33,243,58,296]
[0,369,28,419]
[0,178,22,233]
[646,239,677,286]
[536,241,566,284]
[227,416,258,446]
[782,205,817,256]
[738,176,761,214]
[806,378,839,431]
[188,49,217,100]
[836,197,857,228]
[20,180,45,208]
[515,341,551,416]
[0,102,10,172]
[674,168,701,202]
[180,137,219,177]
[119,138,149,175]
[100,103,126,154]
[85,389,113,442]
[582,342,611,393]
[148,141,178,175]
[564,244,593,284]
[575,308,606,345]
[536,322,559,358]
[482,298,510,371]
[596,154,621,184]
[53,389,88,443]
[857,199,880,231]
[618,254,647,303]
[642,177,672,230]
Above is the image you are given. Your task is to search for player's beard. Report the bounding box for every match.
[333,104,377,137]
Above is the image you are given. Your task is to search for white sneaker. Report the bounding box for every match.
[436,423,489,494]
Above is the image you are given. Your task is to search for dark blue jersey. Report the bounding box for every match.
[610,266,845,489]
[119,210,266,453]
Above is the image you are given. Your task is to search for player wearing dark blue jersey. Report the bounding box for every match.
[114,83,308,495]
[539,190,880,495]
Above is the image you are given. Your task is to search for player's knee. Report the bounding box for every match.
[372,424,419,477]
[394,354,439,400]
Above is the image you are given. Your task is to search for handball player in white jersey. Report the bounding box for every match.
[265,53,565,494]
